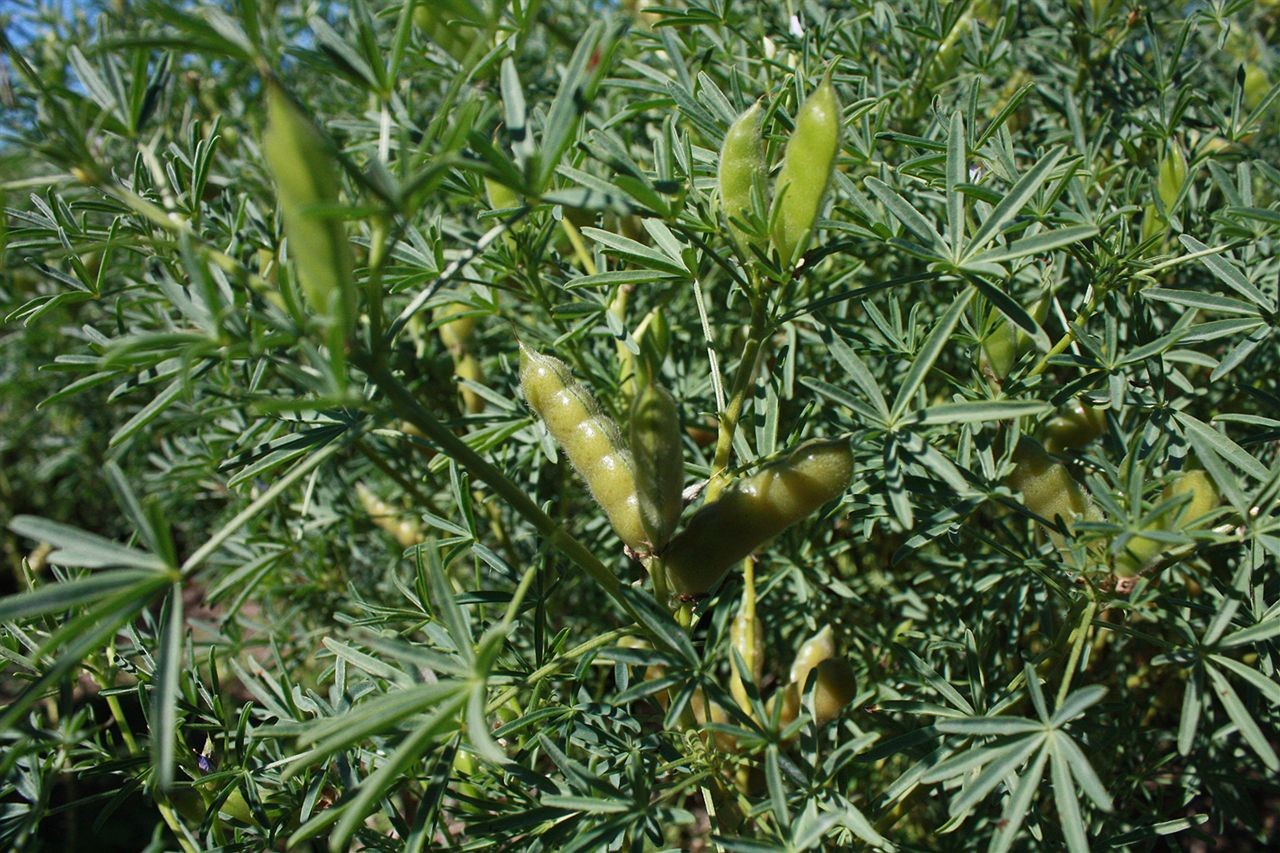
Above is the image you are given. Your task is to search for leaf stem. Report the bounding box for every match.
[705,293,768,502]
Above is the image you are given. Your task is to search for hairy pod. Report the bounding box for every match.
[771,76,842,265]
[718,101,766,254]
[980,317,1018,381]
[1043,400,1107,453]
[1118,470,1221,576]
[262,82,355,337]
[633,308,670,385]
[630,383,684,549]
[356,483,422,549]
[810,659,857,725]
[1163,471,1218,524]
[455,353,485,414]
[662,439,853,597]
[520,345,649,551]
[1007,438,1092,530]
[484,176,520,212]
[435,303,477,354]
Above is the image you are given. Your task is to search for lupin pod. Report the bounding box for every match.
[435,303,477,354]
[262,82,355,337]
[718,101,767,253]
[1043,400,1107,453]
[662,439,853,597]
[629,382,684,549]
[1006,438,1093,530]
[771,76,842,265]
[810,659,857,725]
[520,345,649,551]
[1164,470,1219,524]
[1116,470,1221,576]
[356,483,422,549]
[455,353,486,414]
[789,625,836,690]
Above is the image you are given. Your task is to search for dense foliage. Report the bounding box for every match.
[3,0,1280,849]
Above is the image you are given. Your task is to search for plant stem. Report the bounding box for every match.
[705,294,768,502]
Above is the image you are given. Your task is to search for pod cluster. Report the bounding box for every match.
[718,76,843,267]
[662,439,854,597]
[520,345,683,553]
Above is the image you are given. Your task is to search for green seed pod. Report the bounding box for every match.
[455,353,485,414]
[1156,143,1188,212]
[979,316,1018,381]
[1117,470,1221,576]
[789,625,836,690]
[630,383,684,549]
[484,177,520,212]
[520,346,649,551]
[771,76,842,265]
[1163,470,1219,524]
[435,303,476,354]
[633,308,670,385]
[1043,400,1107,453]
[811,659,857,725]
[662,439,853,597]
[773,683,800,727]
[718,101,767,253]
[1007,438,1092,529]
[356,483,422,549]
[262,82,355,337]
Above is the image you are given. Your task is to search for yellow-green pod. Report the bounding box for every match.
[662,439,853,597]
[356,483,422,548]
[435,303,477,354]
[630,383,684,549]
[1043,400,1107,453]
[773,683,800,727]
[455,353,485,414]
[811,659,857,725]
[1117,471,1220,576]
[771,76,842,265]
[633,308,670,385]
[789,624,836,689]
[718,101,766,253]
[1156,143,1187,212]
[484,177,520,212]
[1006,438,1092,528]
[262,82,355,337]
[980,317,1018,381]
[520,346,649,551]
[1163,471,1218,524]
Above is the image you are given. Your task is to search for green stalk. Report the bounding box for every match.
[704,294,768,502]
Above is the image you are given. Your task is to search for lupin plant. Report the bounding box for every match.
[2,1,1280,850]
